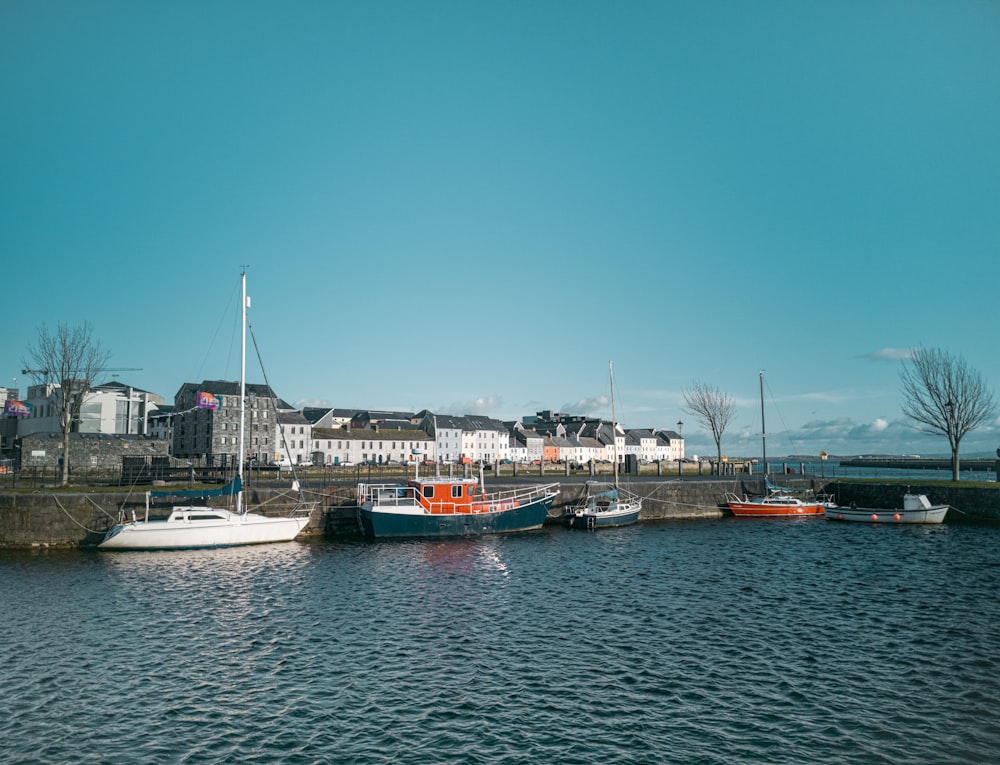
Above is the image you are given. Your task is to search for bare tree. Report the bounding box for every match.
[682,381,736,474]
[22,322,112,486]
[900,347,997,481]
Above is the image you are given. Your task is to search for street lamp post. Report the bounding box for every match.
[676,420,684,476]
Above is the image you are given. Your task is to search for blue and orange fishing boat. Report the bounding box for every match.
[357,469,559,539]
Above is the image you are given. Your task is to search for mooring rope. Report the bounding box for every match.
[52,494,109,534]
[84,494,119,520]
[636,494,726,512]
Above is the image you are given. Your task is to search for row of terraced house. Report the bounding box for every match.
[0,379,684,471]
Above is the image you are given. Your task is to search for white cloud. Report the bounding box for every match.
[447,394,503,416]
[560,395,609,415]
[870,418,889,432]
[295,398,332,408]
[867,347,914,361]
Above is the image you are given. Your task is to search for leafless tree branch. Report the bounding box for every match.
[682,381,736,472]
[900,347,996,480]
[22,322,112,486]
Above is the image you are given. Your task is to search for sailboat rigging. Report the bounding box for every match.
[99,270,314,549]
[724,371,824,518]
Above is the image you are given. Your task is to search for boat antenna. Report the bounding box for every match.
[759,370,767,480]
[237,268,249,515]
[610,360,619,490]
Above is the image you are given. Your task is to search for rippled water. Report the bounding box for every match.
[3,520,1000,764]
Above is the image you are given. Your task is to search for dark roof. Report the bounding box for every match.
[93,380,155,394]
[655,429,683,440]
[312,427,431,442]
[176,380,278,399]
[627,429,656,439]
[431,414,506,432]
[277,410,310,425]
[301,407,335,424]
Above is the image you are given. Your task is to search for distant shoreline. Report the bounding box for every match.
[840,456,997,470]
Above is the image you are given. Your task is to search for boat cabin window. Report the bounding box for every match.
[452,485,463,499]
[423,485,434,498]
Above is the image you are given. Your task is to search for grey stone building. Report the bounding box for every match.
[171,380,279,466]
[20,432,169,472]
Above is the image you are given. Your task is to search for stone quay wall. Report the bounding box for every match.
[3,476,997,547]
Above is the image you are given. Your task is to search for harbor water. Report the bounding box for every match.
[782,460,996,483]
[3,519,1000,764]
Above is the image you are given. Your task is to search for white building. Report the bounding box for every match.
[19,380,162,438]
[310,427,433,466]
[276,410,314,465]
[627,429,659,463]
[510,423,544,464]
[654,429,685,461]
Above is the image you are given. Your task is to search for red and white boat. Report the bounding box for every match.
[725,490,826,517]
[724,372,826,518]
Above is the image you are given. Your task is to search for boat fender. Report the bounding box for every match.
[836,513,843,521]
[870,513,878,521]
[893,513,901,521]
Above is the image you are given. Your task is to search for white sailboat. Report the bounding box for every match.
[563,360,642,530]
[99,271,313,550]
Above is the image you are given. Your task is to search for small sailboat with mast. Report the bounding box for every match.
[563,360,642,530]
[725,371,824,518]
[99,270,314,550]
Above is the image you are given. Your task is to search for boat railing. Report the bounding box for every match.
[365,484,419,506]
[361,482,559,508]
[485,482,560,504]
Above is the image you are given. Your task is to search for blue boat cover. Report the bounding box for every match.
[150,476,242,498]
[592,487,620,500]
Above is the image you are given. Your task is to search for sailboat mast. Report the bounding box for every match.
[237,270,247,515]
[610,360,619,489]
[759,370,766,478]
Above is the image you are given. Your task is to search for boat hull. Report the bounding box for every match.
[824,506,949,524]
[358,495,554,538]
[99,513,310,550]
[727,501,825,517]
[563,506,640,529]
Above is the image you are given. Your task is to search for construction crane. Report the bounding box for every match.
[20,367,143,376]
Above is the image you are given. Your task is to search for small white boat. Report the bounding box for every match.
[564,482,641,530]
[824,493,950,524]
[563,361,641,530]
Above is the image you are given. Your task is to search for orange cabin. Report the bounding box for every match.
[410,478,518,515]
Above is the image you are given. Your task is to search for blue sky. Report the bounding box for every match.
[3,1,999,459]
